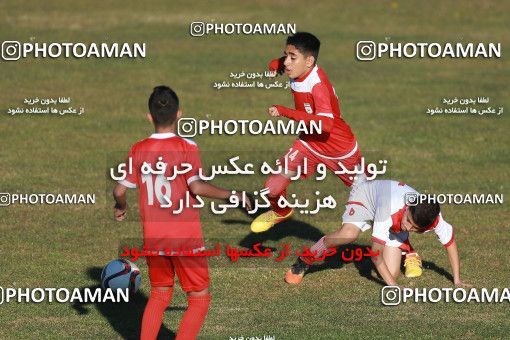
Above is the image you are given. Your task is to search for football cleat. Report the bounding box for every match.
[250,209,294,233]
[284,257,310,284]
[404,253,423,278]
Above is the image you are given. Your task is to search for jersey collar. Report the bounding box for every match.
[293,65,318,83]
[390,206,407,233]
[391,205,441,234]
[149,132,176,139]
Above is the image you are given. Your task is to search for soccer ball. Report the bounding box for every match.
[101,259,141,294]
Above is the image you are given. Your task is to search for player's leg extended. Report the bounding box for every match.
[176,288,211,340]
[250,173,293,233]
[403,240,423,278]
[284,223,362,284]
[251,143,316,233]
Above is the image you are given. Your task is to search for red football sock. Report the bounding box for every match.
[265,175,292,216]
[140,288,173,340]
[176,294,211,340]
[269,190,293,216]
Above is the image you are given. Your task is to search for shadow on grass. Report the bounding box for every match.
[71,267,183,340]
[306,249,454,286]
[222,197,324,246]
[233,218,325,248]
[422,260,454,282]
[224,213,453,285]
[305,243,386,286]
[225,215,385,284]
[223,205,453,284]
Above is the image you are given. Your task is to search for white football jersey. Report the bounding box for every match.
[343,180,454,249]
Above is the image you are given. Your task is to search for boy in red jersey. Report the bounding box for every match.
[113,86,249,340]
[252,32,423,278]
[251,32,363,234]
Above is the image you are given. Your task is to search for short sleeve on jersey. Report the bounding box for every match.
[184,144,203,185]
[311,83,334,118]
[430,214,455,247]
[119,144,138,188]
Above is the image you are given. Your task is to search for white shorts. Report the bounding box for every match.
[342,181,374,231]
[341,181,411,250]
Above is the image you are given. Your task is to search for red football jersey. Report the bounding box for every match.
[119,132,203,250]
[289,65,358,158]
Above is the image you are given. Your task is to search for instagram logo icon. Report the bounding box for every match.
[1,41,21,60]
[356,41,376,61]
[381,286,401,306]
[190,22,206,37]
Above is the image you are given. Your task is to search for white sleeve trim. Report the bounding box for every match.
[118,179,137,189]
[316,112,334,118]
[297,140,358,160]
[187,175,200,185]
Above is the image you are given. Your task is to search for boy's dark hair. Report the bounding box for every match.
[286,32,321,63]
[148,85,179,126]
[409,202,441,231]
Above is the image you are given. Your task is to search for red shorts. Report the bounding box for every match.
[278,139,363,187]
[145,255,210,292]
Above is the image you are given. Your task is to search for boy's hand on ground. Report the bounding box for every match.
[268,106,280,117]
[114,204,127,221]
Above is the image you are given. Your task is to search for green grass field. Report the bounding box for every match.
[0,0,509,339]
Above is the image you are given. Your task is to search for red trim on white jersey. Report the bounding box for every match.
[443,230,455,248]
[390,206,407,233]
[372,236,386,245]
[346,201,367,209]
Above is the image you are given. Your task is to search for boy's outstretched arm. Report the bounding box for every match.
[113,182,128,221]
[445,240,472,287]
[371,241,397,286]
[189,180,252,210]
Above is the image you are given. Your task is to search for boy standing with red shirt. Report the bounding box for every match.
[113,86,249,340]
